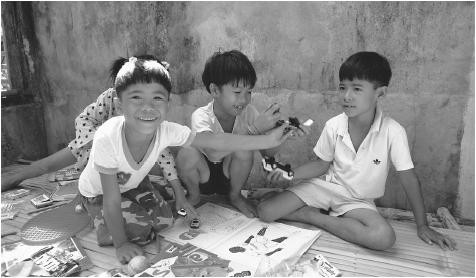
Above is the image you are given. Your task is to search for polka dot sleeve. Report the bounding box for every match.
[157,148,178,181]
[68,88,121,170]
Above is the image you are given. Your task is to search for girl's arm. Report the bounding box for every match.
[73,89,116,148]
[191,124,291,151]
[1,147,77,192]
[167,178,198,217]
[157,148,178,182]
[100,173,144,262]
[397,169,456,250]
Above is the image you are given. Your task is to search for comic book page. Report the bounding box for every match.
[159,203,321,275]
[159,203,253,250]
[1,237,92,277]
[211,221,321,275]
[139,242,255,277]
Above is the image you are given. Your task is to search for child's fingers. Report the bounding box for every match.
[436,239,447,250]
[298,125,311,135]
[264,103,280,115]
[185,206,199,218]
[443,236,457,250]
[132,247,144,257]
[119,255,127,264]
[267,171,283,182]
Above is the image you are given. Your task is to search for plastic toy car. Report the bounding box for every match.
[177,208,187,217]
[262,156,294,180]
[190,218,200,229]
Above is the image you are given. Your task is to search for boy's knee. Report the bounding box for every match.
[257,201,279,223]
[232,150,253,161]
[368,224,396,250]
[177,148,200,170]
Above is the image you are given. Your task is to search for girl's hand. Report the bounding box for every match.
[253,103,282,133]
[175,196,199,220]
[116,241,144,264]
[417,225,457,251]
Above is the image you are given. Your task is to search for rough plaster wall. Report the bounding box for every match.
[30,2,474,217]
[31,2,173,150]
[457,71,475,220]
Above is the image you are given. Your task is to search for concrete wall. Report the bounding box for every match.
[24,2,474,218]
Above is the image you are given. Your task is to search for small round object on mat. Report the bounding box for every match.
[21,202,91,245]
[127,255,150,275]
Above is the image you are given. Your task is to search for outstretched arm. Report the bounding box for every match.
[1,147,76,192]
[191,124,292,151]
[397,169,457,250]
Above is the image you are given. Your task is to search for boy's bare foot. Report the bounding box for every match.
[230,194,257,218]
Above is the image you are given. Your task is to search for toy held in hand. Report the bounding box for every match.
[276,117,313,133]
[262,156,294,180]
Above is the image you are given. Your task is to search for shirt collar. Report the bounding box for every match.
[369,106,383,133]
[337,106,383,136]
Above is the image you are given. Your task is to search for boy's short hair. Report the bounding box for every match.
[202,50,257,93]
[339,51,392,88]
[112,55,172,97]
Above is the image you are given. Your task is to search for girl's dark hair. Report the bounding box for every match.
[110,55,172,96]
[339,51,392,88]
[202,50,257,93]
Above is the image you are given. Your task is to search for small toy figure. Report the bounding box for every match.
[178,208,187,217]
[190,218,200,229]
[262,156,294,180]
[276,117,313,133]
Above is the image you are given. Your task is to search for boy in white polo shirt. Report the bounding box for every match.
[257,52,456,251]
[177,50,307,218]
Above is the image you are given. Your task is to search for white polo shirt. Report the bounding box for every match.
[191,100,259,162]
[314,108,414,199]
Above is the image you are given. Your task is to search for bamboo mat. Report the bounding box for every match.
[1,169,474,277]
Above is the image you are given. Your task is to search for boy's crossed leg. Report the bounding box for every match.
[258,179,396,250]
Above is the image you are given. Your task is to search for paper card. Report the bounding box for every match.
[135,256,177,277]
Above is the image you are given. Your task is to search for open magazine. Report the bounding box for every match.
[1,237,92,277]
[159,203,321,276]
[134,242,236,277]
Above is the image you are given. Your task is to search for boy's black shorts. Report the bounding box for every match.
[199,155,231,195]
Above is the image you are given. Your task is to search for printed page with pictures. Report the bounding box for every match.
[159,202,321,275]
[159,202,256,249]
[211,220,321,275]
